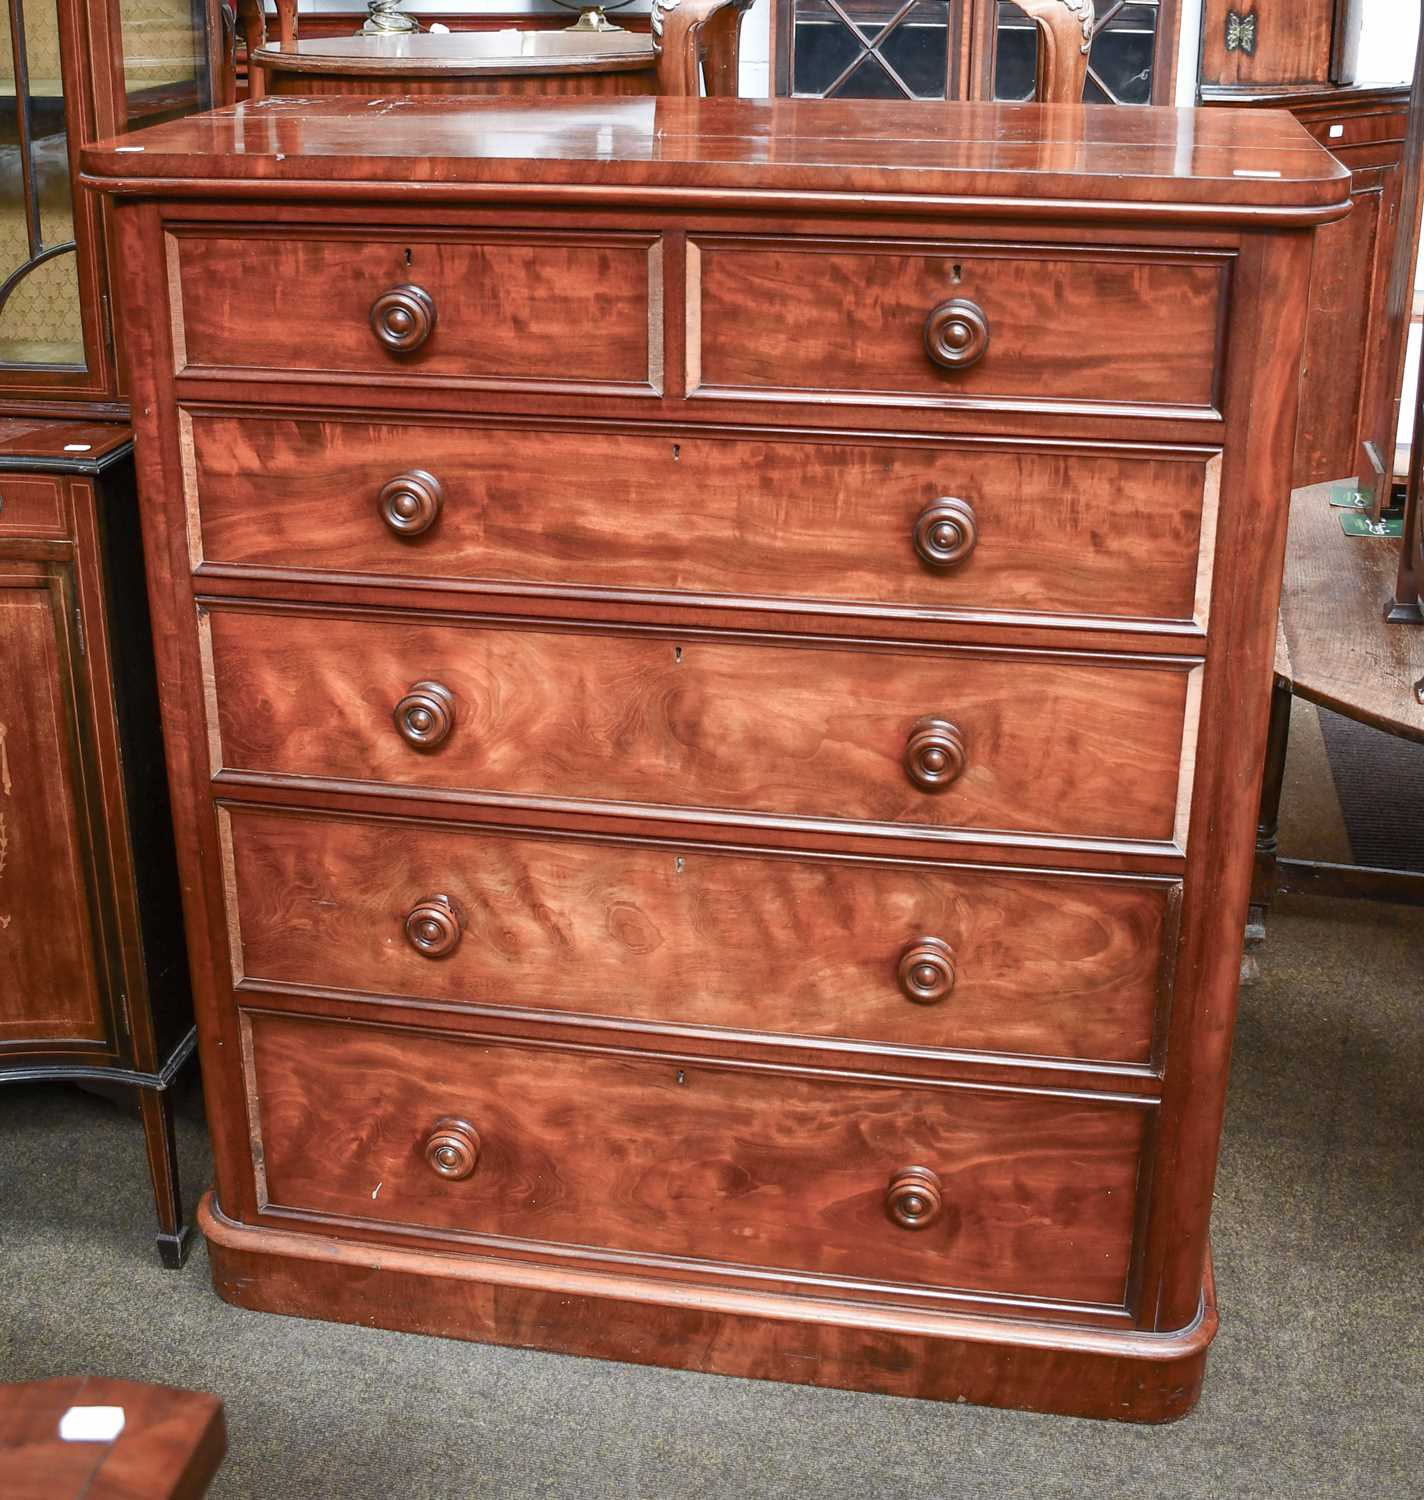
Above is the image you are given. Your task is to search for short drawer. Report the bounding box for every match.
[1304,110,1406,152]
[244,1008,1149,1306]
[186,413,1220,630]
[167,227,661,391]
[222,805,1177,1066]
[689,236,1228,413]
[0,475,64,536]
[204,606,1198,845]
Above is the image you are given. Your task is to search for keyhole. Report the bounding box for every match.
[951,263,963,284]
[404,247,413,267]
[675,857,685,873]
[675,1071,686,1086]
[674,645,683,663]
[672,443,681,461]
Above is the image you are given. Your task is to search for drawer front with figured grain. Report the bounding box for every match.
[222,805,1177,1066]
[204,606,1198,844]
[168,228,661,391]
[689,237,1228,413]
[186,412,1220,630]
[245,1008,1149,1306]
[0,475,64,536]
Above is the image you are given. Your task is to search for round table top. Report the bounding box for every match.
[253,29,658,78]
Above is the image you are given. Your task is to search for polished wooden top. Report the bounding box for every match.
[0,1377,225,1500]
[0,415,131,472]
[253,29,656,78]
[81,97,1351,223]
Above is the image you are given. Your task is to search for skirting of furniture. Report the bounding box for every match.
[0,419,195,1267]
[83,95,1348,1418]
[200,1193,1219,1421]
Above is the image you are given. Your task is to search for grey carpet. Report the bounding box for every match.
[1318,706,1424,872]
[2,888,1421,1499]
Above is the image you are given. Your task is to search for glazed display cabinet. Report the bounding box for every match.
[775,0,1179,104]
[0,0,219,1265]
[0,0,219,413]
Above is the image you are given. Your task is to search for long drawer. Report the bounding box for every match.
[221,805,1177,1066]
[689,236,1228,413]
[203,606,1198,845]
[185,413,1219,630]
[168,227,661,390]
[244,1008,1149,1306]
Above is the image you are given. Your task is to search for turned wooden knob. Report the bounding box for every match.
[897,936,957,1004]
[393,680,455,750]
[904,716,967,792]
[886,1166,944,1230]
[371,284,436,353]
[924,298,990,370]
[425,1117,480,1180]
[405,894,463,959]
[378,470,444,537]
[914,498,978,567]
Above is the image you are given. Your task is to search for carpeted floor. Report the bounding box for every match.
[1319,705,1424,872]
[1,706,1421,1499]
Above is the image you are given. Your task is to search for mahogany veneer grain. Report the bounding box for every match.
[202,605,1198,844]
[86,96,1342,1420]
[689,237,1227,412]
[184,413,1221,632]
[222,804,1178,1068]
[244,1009,1149,1308]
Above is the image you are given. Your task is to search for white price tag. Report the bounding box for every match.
[58,1405,126,1443]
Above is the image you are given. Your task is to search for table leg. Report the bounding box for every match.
[1250,676,1294,936]
[139,1086,191,1270]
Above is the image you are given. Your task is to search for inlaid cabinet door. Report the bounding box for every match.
[0,563,109,1052]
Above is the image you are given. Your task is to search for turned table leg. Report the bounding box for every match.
[139,1085,191,1269]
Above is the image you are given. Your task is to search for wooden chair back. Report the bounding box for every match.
[1013,1,1095,105]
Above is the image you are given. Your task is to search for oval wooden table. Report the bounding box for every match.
[251,30,663,98]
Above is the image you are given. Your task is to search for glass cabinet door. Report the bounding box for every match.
[0,0,86,370]
[777,0,963,100]
[112,0,213,133]
[0,0,217,397]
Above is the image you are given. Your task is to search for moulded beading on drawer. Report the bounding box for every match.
[220,803,1180,1068]
[242,1007,1150,1308]
[184,411,1223,633]
[165,226,664,394]
[199,604,1202,847]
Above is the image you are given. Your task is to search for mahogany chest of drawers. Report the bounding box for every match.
[82,96,1349,1421]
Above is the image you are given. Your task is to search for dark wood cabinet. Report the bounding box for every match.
[1199,1,1417,493]
[0,3,220,1262]
[1201,84,1414,489]
[0,417,191,1265]
[1198,0,1360,92]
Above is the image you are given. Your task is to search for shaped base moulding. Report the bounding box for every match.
[198,1194,1217,1422]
